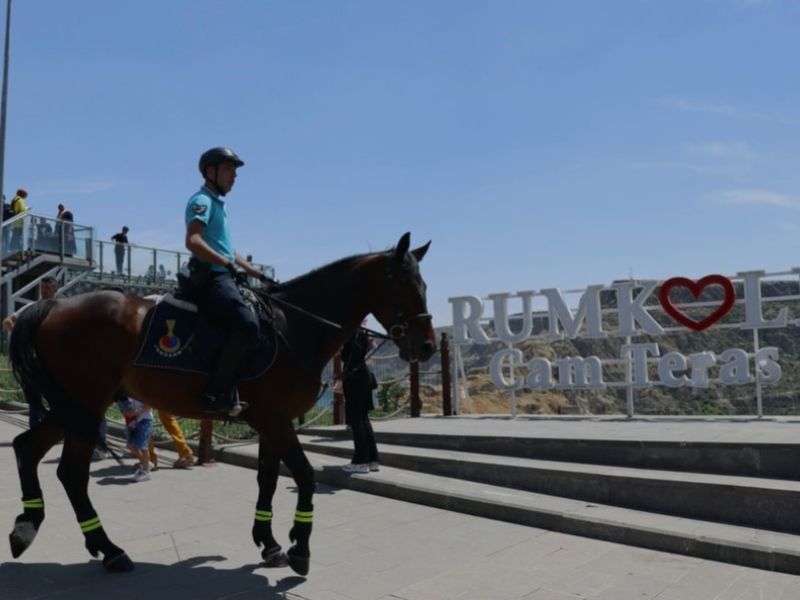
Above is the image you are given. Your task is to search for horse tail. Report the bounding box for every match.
[9,299,99,440]
[9,299,57,422]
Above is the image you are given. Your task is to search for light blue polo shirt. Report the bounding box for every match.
[185,186,234,272]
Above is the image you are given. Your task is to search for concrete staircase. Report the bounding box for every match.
[285,424,800,575]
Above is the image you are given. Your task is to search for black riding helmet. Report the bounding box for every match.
[198,147,244,196]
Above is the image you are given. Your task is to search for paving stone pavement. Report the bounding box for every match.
[2,413,800,600]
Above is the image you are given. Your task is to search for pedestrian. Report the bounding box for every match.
[339,324,380,474]
[184,147,270,415]
[59,209,76,256]
[148,410,196,469]
[3,276,59,427]
[34,217,55,252]
[115,393,153,482]
[91,416,110,461]
[111,226,129,274]
[9,189,29,253]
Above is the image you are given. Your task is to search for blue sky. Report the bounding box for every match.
[4,0,800,326]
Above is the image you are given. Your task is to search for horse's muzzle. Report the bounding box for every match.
[399,339,436,363]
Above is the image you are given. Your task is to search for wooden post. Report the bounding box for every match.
[440,332,452,416]
[410,361,420,417]
[333,352,344,425]
[196,419,214,465]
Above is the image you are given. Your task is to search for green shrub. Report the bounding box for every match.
[377,380,405,413]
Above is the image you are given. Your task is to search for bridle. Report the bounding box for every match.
[255,259,430,344]
[375,261,432,361]
[248,254,432,390]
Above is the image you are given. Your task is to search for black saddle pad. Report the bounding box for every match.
[133,295,278,380]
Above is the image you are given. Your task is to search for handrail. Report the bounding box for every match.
[97,237,185,255]
[2,211,274,284]
[1,211,26,227]
[0,212,274,329]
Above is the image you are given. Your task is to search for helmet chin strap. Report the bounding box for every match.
[207,165,228,197]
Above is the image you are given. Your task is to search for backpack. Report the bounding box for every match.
[2,203,12,221]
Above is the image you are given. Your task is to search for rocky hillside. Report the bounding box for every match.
[402,280,800,416]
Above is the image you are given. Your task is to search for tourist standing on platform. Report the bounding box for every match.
[339,325,380,474]
[34,217,54,252]
[9,189,29,253]
[59,209,76,256]
[111,226,129,274]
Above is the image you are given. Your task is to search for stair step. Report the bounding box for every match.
[298,435,800,534]
[300,450,800,575]
[300,424,800,479]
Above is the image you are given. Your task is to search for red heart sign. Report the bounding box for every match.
[658,275,735,332]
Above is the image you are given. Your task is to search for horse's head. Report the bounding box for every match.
[372,232,436,363]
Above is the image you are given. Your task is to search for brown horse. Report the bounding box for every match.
[7,232,434,574]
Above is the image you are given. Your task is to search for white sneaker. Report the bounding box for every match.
[369,462,380,472]
[341,463,369,474]
[91,448,108,462]
[132,468,151,482]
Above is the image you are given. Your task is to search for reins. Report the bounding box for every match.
[259,292,343,332]
[243,248,430,399]
[248,285,390,396]
[336,335,389,385]
[254,286,393,342]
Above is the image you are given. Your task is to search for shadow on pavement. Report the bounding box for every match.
[0,554,305,599]
[285,481,338,496]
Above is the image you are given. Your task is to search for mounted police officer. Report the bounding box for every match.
[185,147,270,416]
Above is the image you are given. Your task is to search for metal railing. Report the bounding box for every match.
[1,211,275,283]
[93,239,274,288]
[1,211,93,263]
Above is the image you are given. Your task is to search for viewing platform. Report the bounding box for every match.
[0,211,273,326]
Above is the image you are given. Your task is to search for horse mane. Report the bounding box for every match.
[250,242,418,309]
[265,251,378,298]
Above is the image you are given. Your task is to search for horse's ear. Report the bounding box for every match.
[393,232,411,264]
[411,241,430,262]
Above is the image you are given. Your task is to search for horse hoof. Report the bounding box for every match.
[287,550,310,576]
[262,547,289,568]
[103,551,135,573]
[9,520,37,558]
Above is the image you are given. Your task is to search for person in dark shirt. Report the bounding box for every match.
[59,210,76,256]
[339,326,380,474]
[111,226,129,274]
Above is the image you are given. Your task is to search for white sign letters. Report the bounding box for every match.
[451,271,788,392]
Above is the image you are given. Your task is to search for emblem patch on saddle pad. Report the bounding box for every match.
[133,294,278,380]
[157,319,184,356]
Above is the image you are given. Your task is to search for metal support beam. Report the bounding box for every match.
[0,0,12,272]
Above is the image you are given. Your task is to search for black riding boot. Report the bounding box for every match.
[203,330,251,416]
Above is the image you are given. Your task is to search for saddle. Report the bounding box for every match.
[133,283,279,380]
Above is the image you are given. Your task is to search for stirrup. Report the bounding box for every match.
[202,389,243,417]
